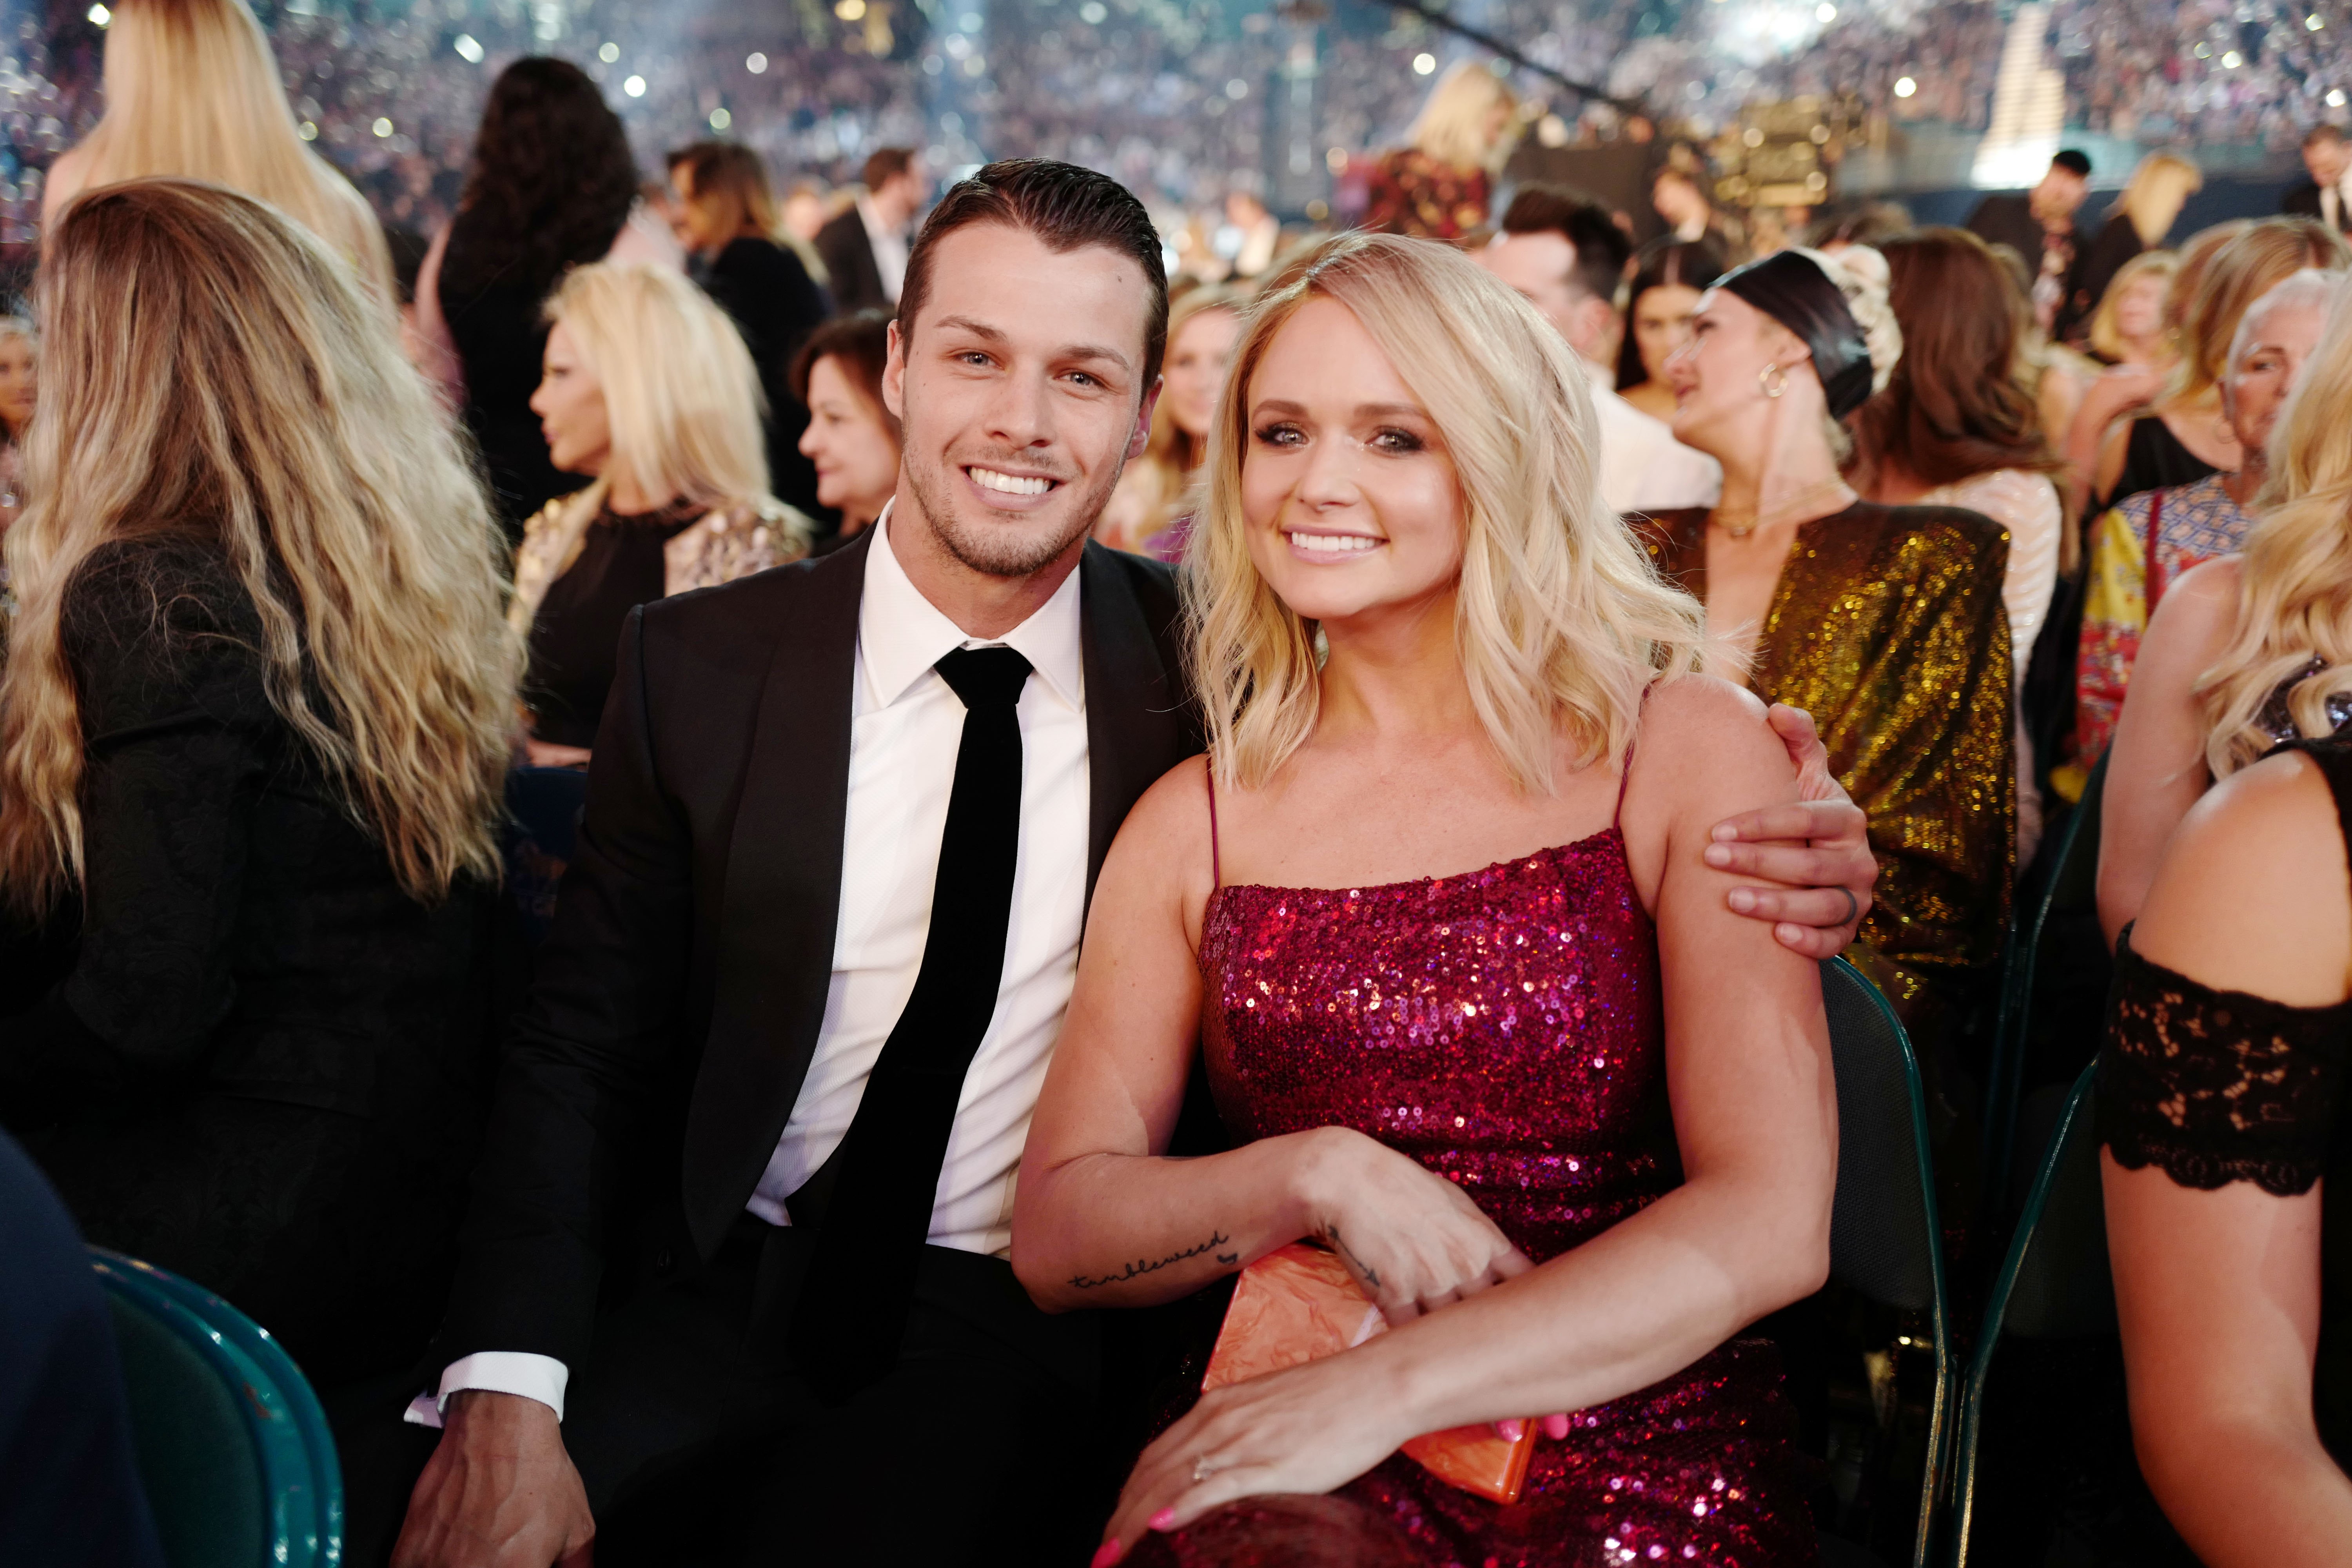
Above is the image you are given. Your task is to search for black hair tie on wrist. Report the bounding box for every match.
[1715,250,1876,420]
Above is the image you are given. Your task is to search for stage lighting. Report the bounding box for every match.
[624,74,646,96]
[454,33,484,61]
[1894,75,1915,96]
[1412,52,1435,73]
[86,3,109,24]
[747,51,769,71]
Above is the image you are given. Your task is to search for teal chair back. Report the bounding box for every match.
[1983,753,2107,1207]
[1820,957,1953,1568]
[1947,1060,2113,1566]
[90,1250,343,1568]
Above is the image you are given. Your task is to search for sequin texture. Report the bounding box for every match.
[1200,831,1817,1567]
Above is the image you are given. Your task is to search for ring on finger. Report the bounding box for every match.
[1192,1454,1218,1484]
[1837,885,1859,927]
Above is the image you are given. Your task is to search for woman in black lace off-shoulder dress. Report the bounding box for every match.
[2099,733,2352,1566]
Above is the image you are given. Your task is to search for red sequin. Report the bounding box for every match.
[1199,831,1818,1568]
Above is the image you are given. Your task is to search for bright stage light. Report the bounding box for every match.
[710,107,732,130]
[373,117,394,136]
[1413,52,1436,73]
[623,74,646,96]
[747,51,769,71]
[454,33,483,61]
[1894,75,1916,97]
[86,4,110,24]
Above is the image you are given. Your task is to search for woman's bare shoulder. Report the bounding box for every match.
[1103,752,1218,877]
[2140,555,2242,662]
[1625,674,1791,814]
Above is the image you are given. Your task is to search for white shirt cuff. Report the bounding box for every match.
[401,1352,571,1429]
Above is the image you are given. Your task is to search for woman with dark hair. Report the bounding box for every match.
[1852,227,2063,855]
[1640,244,2016,1051]
[673,140,830,519]
[790,308,900,550]
[1615,237,1722,424]
[412,58,677,536]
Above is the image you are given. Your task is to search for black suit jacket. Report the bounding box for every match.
[814,208,891,315]
[700,236,829,519]
[2283,177,2351,230]
[438,533,1202,1372]
[1964,192,2046,267]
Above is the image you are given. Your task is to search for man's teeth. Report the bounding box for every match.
[969,467,1052,495]
[1290,532,1379,555]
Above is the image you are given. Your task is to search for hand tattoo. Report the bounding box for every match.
[1319,1223,1380,1289]
[1069,1230,1234,1290]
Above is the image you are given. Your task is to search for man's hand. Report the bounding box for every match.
[1705,704,1877,960]
[392,1391,595,1568]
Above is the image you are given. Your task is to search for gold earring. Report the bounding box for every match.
[1759,362,1787,399]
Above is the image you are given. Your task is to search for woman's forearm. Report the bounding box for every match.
[1338,1172,1829,1436]
[1013,1129,1331,1312]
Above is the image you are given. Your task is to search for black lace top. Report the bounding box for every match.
[2096,735,2352,1460]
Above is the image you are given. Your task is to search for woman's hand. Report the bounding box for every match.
[1297,1127,1532,1325]
[524,737,592,770]
[1095,1353,1417,1565]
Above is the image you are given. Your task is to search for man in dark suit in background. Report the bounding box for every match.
[815,147,930,314]
[2282,123,2352,232]
[1967,149,2092,332]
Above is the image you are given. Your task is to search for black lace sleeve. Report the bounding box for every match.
[2096,929,2352,1196]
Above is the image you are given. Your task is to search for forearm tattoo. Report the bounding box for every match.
[1318,1223,1380,1289]
[1069,1230,1238,1289]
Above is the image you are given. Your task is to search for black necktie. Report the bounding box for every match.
[786,644,1033,1404]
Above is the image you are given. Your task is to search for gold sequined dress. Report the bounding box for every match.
[1633,503,2016,1029]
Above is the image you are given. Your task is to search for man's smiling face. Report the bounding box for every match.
[884,220,1158,580]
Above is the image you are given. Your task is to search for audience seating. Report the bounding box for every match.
[89,1250,343,1568]
[1945,1060,2114,1567]
[1820,956,1955,1568]
[1982,754,2109,1216]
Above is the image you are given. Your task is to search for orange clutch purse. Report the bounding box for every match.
[1201,1241,1537,1505]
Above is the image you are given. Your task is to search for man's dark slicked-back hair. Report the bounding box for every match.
[1501,183,1631,306]
[900,158,1170,386]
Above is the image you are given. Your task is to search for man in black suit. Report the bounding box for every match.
[2282,123,2352,232]
[815,147,929,314]
[1966,149,2092,331]
[391,160,1882,1568]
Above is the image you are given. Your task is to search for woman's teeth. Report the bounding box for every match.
[1289,532,1379,555]
[969,467,1052,495]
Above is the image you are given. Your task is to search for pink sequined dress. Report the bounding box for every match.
[1198,804,1818,1567]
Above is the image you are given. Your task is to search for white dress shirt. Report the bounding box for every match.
[857,191,912,304]
[412,510,1092,1425]
[1586,359,1722,515]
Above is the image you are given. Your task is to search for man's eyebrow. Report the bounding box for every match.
[928,314,1136,374]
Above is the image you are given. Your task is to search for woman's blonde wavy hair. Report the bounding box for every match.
[0,180,520,915]
[2196,276,2352,777]
[2163,217,2347,407]
[1406,61,1520,174]
[60,0,394,298]
[545,261,780,518]
[1186,231,1708,795]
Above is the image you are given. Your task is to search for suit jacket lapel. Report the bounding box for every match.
[1080,543,1189,911]
[681,531,870,1258]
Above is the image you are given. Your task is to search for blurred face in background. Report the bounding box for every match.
[670,165,731,254]
[1631,282,1704,386]
[1662,287,1810,459]
[2113,271,2168,347]
[1163,306,1241,445]
[2222,295,2330,458]
[2031,165,2089,225]
[783,187,828,244]
[799,353,901,528]
[530,320,612,478]
[0,334,34,437]
[2304,136,2350,189]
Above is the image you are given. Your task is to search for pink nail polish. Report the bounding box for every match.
[1149,1507,1180,1532]
[1544,1413,1571,1439]
[1091,1542,1123,1568]
[1495,1418,1524,1441]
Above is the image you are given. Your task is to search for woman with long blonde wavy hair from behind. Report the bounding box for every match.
[0,181,519,1450]
[1015,232,1849,1565]
[39,0,395,298]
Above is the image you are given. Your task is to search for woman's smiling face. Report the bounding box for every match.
[1240,295,1465,628]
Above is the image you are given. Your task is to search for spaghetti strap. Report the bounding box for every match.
[1205,757,1223,889]
[1613,683,1654,830]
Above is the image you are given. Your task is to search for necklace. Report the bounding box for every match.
[1710,478,1856,539]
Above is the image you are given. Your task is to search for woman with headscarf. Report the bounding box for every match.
[1635,245,2016,1048]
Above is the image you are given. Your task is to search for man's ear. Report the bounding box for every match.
[883,319,907,420]
[1127,377,1163,462]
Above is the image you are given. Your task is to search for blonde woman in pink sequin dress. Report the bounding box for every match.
[1014,232,1837,1568]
